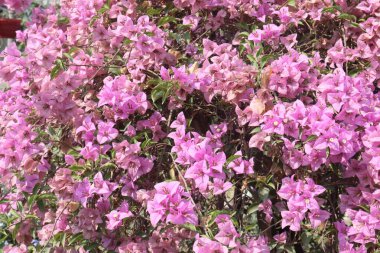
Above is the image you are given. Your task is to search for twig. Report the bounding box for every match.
[193,29,210,44]
[166,110,173,128]
[169,153,202,217]
[261,219,281,234]
[82,46,122,87]
[341,25,348,73]
[40,202,70,252]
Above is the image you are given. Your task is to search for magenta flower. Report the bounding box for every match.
[211,179,233,195]
[21,174,39,193]
[166,200,198,225]
[147,181,198,227]
[185,160,209,192]
[80,142,100,161]
[193,234,228,253]
[97,121,118,144]
[281,210,304,231]
[73,179,91,207]
[258,199,273,223]
[309,209,330,228]
[76,116,96,142]
[106,202,133,230]
[90,172,118,198]
[205,152,226,176]
[183,15,200,31]
[214,215,240,248]
[228,151,254,175]
[273,232,287,244]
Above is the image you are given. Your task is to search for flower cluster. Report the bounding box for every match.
[267,50,319,99]
[147,181,198,226]
[169,112,234,196]
[0,0,32,13]
[2,0,380,252]
[193,214,270,253]
[278,177,330,231]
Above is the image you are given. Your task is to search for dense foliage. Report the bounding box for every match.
[1,0,380,252]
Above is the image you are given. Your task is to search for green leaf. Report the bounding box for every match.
[0,82,9,91]
[12,222,21,241]
[260,54,275,68]
[225,154,241,166]
[250,126,262,135]
[17,201,24,212]
[50,64,62,80]
[287,0,296,7]
[63,53,73,62]
[69,165,86,172]
[89,15,99,27]
[305,135,318,143]
[247,204,260,215]
[246,211,259,233]
[182,223,198,232]
[38,193,57,201]
[151,81,173,105]
[255,46,264,58]
[158,16,177,27]
[58,16,69,25]
[27,194,38,208]
[295,141,303,149]
[284,245,297,253]
[99,162,117,170]
[108,65,122,75]
[184,32,191,43]
[84,242,100,251]
[338,13,357,22]
[68,47,80,54]
[99,3,110,14]
[146,7,161,17]
[144,31,155,37]
[258,187,270,201]
[123,38,133,45]
[25,214,39,220]
[69,233,84,245]
[239,32,250,38]
[207,210,233,226]
[301,231,313,251]
[151,89,165,103]
[322,6,342,13]
[359,205,370,212]
[350,22,360,28]
[36,199,46,211]
[162,87,173,104]
[61,232,67,248]
[247,54,256,64]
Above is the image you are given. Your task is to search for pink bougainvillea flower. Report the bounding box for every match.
[73,179,91,207]
[281,210,304,231]
[147,181,198,227]
[97,121,118,144]
[106,201,133,230]
[80,142,100,161]
[309,209,331,228]
[90,172,118,199]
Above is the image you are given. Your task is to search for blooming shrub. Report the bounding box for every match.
[1,0,380,252]
[0,0,33,13]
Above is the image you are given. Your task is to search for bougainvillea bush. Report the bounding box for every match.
[2,0,380,252]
